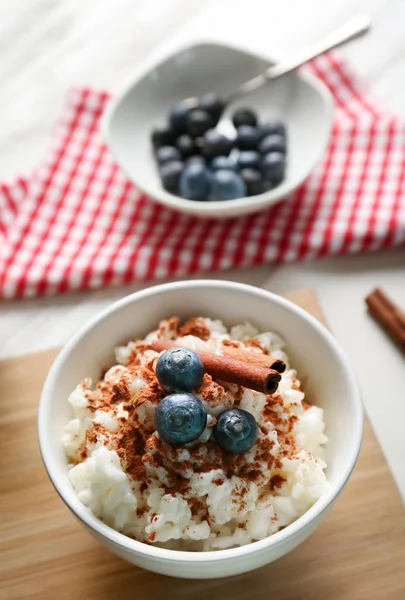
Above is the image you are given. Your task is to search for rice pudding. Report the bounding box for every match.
[63,316,328,551]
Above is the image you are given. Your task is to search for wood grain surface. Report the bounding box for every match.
[1,289,405,600]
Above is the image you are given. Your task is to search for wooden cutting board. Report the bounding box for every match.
[1,289,405,600]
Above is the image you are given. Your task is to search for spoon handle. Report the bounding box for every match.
[226,14,371,103]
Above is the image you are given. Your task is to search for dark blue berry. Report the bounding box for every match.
[185,109,214,138]
[156,146,181,165]
[175,134,198,158]
[211,169,246,201]
[156,346,204,393]
[170,101,196,134]
[159,161,184,192]
[210,156,237,171]
[258,134,286,155]
[240,168,264,196]
[214,408,258,454]
[200,92,224,124]
[236,126,259,151]
[261,151,286,183]
[155,392,207,445]
[151,126,176,149]
[232,108,257,128]
[179,163,212,201]
[259,120,286,140]
[186,155,206,167]
[237,150,260,170]
[202,129,233,160]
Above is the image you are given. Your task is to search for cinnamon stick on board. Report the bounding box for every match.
[365,287,405,347]
[221,344,286,373]
[150,340,281,394]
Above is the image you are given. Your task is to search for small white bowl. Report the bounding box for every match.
[102,42,333,219]
[39,280,362,579]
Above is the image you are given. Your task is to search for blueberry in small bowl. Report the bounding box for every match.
[200,92,225,125]
[210,156,237,172]
[259,134,287,155]
[185,109,214,138]
[232,107,258,128]
[156,146,182,165]
[159,160,184,192]
[237,150,260,170]
[175,134,198,158]
[261,151,286,184]
[179,163,212,201]
[201,129,233,160]
[240,168,265,196]
[211,170,246,201]
[236,126,260,151]
[259,120,287,140]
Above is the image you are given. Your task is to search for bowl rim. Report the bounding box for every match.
[101,40,334,217]
[38,279,363,563]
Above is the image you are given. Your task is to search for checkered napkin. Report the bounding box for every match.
[1,53,405,299]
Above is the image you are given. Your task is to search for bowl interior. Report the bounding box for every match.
[104,42,333,217]
[40,281,362,548]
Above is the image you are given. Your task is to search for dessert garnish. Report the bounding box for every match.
[156,346,204,393]
[214,408,258,454]
[151,340,281,394]
[154,392,207,445]
[154,347,260,452]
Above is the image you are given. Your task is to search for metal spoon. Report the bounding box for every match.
[185,13,371,110]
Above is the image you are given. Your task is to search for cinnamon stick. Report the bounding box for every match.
[150,340,281,394]
[221,344,286,373]
[365,288,405,347]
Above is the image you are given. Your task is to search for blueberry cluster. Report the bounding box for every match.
[151,94,287,202]
[154,346,258,453]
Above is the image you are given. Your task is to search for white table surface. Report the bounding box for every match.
[1,0,405,499]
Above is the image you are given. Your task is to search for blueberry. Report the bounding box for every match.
[179,163,212,201]
[211,169,246,201]
[200,92,224,124]
[214,408,258,454]
[156,146,181,165]
[258,134,286,155]
[202,129,233,160]
[237,150,260,170]
[232,108,257,128]
[261,151,286,183]
[156,346,204,393]
[169,100,197,134]
[240,168,264,196]
[175,134,198,158]
[185,109,214,138]
[151,125,176,149]
[186,155,206,167]
[159,161,184,192]
[236,126,259,151]
[259,120,286,140]
[155,392,207,445]
[210,156,237,171]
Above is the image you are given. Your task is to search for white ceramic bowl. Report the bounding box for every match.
[102,42,333,219]
[38,280,362,579]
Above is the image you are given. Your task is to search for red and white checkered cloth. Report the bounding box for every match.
[1,53,405,299]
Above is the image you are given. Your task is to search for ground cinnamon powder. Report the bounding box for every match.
[270,474,286,491]
[178,317,210,340]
